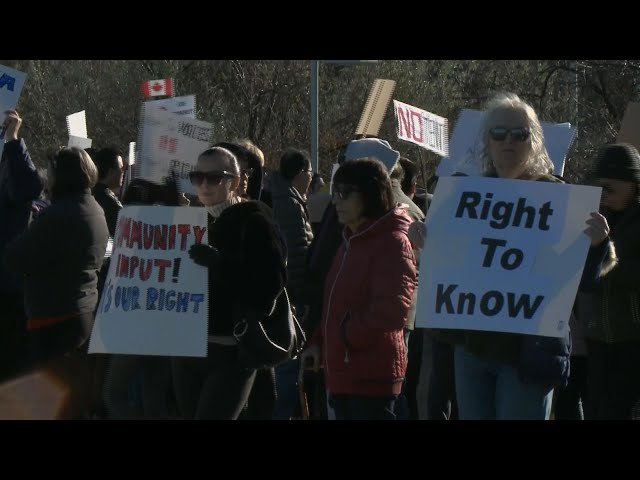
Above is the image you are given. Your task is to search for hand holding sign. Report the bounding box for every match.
[584,211,610,246]
[408,220,427,250]
[189,243,219,267]
[2,109,21,141]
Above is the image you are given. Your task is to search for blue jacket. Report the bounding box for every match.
[0,138,43,293]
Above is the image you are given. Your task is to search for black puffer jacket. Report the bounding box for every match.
[206,201,287,337]
[269,171,314,304]
[4,189,109,320]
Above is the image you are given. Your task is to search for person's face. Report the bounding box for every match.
[332,183,365,230]
[597,178,636,212]
[293,165,313,196]
[237,159,252,196]
[192,154,239,206]
[488,109,532,180]
[107,156,124,189]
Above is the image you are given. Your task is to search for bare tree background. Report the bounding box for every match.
[2,59,638,187]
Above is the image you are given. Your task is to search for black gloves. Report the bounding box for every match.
[189,244,220,267]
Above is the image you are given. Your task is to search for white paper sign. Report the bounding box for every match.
[89,206,209,356]
[68,135,92,149]
[0,64,27,159]
[436,109,576,177]
[394,100,449,156]
[415,176,601,338]
[138,108,213,195]
[66,110,88,138]
[144,95,196,118]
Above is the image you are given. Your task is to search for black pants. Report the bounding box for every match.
[586,340,640,420]
[329,393,398,420]
[172,343,256,420]
[427,337,458,420]
[0,291,28,382]
[240,367,276,420]
[404,329,423,420]
[553,355,588,420]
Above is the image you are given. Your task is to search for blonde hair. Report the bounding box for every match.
[479,92,554,178]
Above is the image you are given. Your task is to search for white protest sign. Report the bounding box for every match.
[435,109,576,177]
[0,64,27,158]
[66,110,88,138]
[89,206,209,356]
[137,108,213,195]
[394,100,449,156]
[415,176,601,338]
[143,95,196,119]
[68,135,92,150]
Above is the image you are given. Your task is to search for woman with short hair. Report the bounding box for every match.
[4,147,109,364]
[301,158,417,420]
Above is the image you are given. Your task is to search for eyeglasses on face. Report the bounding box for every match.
[188,170,236,186]
[489,127,531,142]
[332,185,360,200]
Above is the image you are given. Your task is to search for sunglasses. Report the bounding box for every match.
[489,127,531,142]
[332,185,360,200]
[188,170,236,186]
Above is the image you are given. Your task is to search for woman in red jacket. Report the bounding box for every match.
[301,158,417,420]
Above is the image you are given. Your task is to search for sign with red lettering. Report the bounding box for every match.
[89,206,209,356]
[394,100,449,156]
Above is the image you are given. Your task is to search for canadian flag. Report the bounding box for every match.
[141,78,174,98]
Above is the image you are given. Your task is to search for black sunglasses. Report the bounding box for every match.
[489,127,531,142]
[332,185,360,200]
[188,170,236,186]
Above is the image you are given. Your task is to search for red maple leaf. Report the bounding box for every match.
[152,82,163,92]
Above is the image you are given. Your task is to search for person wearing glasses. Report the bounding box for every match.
[582,143,640,419]
[300,158,417,420]
[408,92,609,420]
[213,142,263,201]
[268,148,314,419]
[171,146,287,419]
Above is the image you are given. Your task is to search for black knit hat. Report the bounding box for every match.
[594,143,640,182]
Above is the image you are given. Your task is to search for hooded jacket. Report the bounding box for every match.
[313,207,416,396]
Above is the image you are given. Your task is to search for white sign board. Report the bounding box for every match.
[138,108,213,195]
[89,206,209,356]
[415,176,601,338]
[0,64,27,159]
[435,109,576,177]
[68,135,92,150]
[394,100,449,156]
[66,110,88,138]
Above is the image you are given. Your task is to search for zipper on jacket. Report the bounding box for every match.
[324,240,351,377]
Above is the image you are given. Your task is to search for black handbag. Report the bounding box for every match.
[517,330,571,389]
[232,288,306,369]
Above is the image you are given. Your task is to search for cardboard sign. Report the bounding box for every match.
[415,176,601,338]
[394,100,449,157]
[137,108,213,195]
[0,64,27,159]
[89,206,209,357]
[617,102,640,151]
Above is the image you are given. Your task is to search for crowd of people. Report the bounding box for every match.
[1,90,639,420]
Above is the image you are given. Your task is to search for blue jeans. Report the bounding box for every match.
[329,393,398,420]
[273,357,301,420]
[454,345,553,420]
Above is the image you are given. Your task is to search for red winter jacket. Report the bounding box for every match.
[313,206,416,396]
